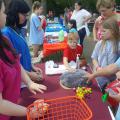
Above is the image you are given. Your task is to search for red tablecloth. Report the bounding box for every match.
[43,37,67,57]
[11,63,112,120]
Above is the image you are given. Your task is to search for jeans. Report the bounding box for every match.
[96,75,116,91]
[78,27,86,46]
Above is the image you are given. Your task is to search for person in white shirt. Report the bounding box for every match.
[71,1,91,46]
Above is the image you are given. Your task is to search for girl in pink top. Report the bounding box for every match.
[0,0,47,120]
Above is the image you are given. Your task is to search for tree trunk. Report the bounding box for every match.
[4,0,11,7]
[25,0,32,8]
[41,0,47,14]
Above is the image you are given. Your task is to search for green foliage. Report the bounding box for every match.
[80,0,97,13]
[46,0,97,16]
[31,0,119,16]
[32,0,41,2]
[46,0,73,16]
[116,0,120,5]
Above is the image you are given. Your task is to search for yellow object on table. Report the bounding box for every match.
[76,87,92,99]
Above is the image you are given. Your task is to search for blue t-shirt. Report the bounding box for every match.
[115,57,120,68]
[91,40,120,67]
[2,27,32,72]
[29,13,44,45]
[59,18,64,26]
[69,28,77,33]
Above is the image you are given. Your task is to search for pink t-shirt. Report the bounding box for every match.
[0,49,21,120]
[95,12,120,40]
[95,16,104,40]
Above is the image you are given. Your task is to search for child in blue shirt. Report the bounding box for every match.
[91,18,120,90]
[59,14,64,26]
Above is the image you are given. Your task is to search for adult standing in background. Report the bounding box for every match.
[29,1,44,57]
[71,1,91,46]
[93,0,120,42]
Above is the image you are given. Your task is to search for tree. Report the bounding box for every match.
[46,0,75,16]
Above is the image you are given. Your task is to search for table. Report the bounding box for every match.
[43,23,68,57]
[43,37,67,57]
[11,63,112,120]
[45,23,66,32]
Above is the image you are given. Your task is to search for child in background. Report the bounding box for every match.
[91,18,120,90]
[29,1,44,57]
[63,32,83,72]
[68,19,80,43]
[59,14,64,26]
[68,19,77,33]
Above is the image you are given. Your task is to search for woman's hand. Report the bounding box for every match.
[29,71,43,82]
[109,87,120,102]
[27,81,47,95]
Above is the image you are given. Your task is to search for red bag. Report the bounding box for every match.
[105,80,120,107]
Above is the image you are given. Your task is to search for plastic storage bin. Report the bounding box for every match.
[27,96,92,120]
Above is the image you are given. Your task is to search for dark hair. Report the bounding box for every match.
[75,1,82,6]
[0,0,17,64]
[6,0,30,29]
[75,1,83,10]
[32,1,41,12]
[68,19,77,29]
[0,0,2,9]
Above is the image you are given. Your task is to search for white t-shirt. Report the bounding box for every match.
[71,9,91,31]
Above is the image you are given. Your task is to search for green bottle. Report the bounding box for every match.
[58,30,64,42]
[102,93,108,102]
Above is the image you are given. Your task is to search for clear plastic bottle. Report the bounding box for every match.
[76,54,80,69]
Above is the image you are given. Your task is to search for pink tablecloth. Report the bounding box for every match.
[11,63,112,120]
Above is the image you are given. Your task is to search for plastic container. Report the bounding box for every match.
[27,96,92,120]
[105,80,120,107]
[76,54,80,69]
[58,30,64,42]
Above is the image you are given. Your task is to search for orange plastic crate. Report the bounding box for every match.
[27,96,92,120]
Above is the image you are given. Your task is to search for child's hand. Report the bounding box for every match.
[109,87,120,102]
[85,73,94,82]
[28,81,47,94]
[33,66,43,74]
[29,71,43,82]
[30,99,49,119]
[96,66,102,71]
